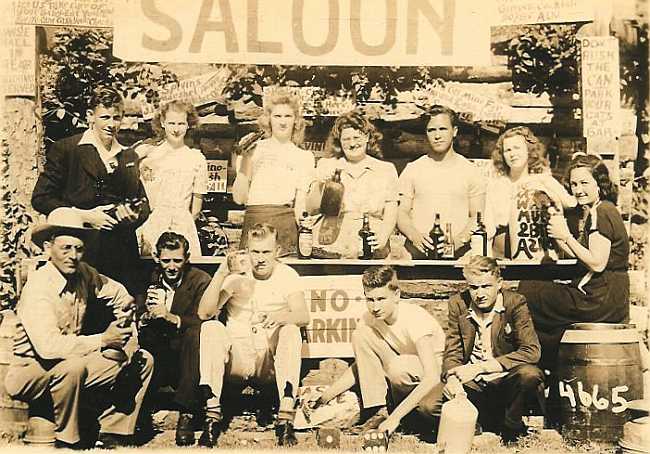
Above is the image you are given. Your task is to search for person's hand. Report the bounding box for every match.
[548,213,572,242]
[237,131,264,156]
[304,389,329,410]
[449,364,482,384]
[377,417,399,436]
[368,231,389,253]
[300,214,321,229]
[83,205,117,230]
[407,231,433,255]
[148,302,170,320]
[101,319,132,349]
[261,312,281,329]
[114,203,139,224]
[443,375,465,400]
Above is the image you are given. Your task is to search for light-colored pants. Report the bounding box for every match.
[5,350,154,444]
[352,324,440,415]
[199,320,302,404]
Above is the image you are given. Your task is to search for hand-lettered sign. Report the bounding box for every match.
[112,0,491,66]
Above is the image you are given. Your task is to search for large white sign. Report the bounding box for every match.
[581,37,621,139]
[113,0,491,66]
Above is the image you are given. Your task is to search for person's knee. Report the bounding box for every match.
[51,358,88,383]
[351,324,374,347]
[513,365,544,389]
[277,324,301,344]
[181,323,202,348]
[385,357,413,387]
[200,320,228,344]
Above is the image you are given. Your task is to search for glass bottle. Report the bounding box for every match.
[428,213,445,259]
[470,211,488,256]
[358,213,373,259]
[442,222,455,259]
[297,211,313,259]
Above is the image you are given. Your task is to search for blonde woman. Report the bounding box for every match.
[233,89,315,256]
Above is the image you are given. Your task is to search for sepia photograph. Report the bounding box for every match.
[0,0,649,452]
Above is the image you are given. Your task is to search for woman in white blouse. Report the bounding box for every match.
[232,89,315,256]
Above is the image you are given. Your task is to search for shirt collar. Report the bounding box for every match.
[467,292,505,324]
[161,275,183,291]
[79,128,124,159]
[338,155,379,175]
[43,262,74,295]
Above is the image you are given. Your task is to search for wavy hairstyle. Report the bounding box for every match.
[87,86,124,112]
[257,88,305,145]
[151,101,199,142]
[362,265,399,291]
[566,154,617,204]
[324,110,383,159]
[491,126,548,176]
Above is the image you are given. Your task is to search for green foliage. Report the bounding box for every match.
[40,28,178,146]
[507,24,580,98]
[0,140,34,310]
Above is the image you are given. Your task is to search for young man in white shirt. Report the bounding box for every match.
[196,223,310,447]
[397,105,485,259]
[309,265,445,437]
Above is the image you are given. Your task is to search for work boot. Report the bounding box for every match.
[198,414,223,448]
[175,413,195,446]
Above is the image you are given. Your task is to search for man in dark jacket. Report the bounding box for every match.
[433,255,544,445]
[31,86,149,297]
[137,232,211,446]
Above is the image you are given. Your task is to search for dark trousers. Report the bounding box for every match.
[430,365,545,433]
[138,322,203,414]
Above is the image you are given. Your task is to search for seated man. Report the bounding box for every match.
[397,105,485,259]
[310,265,445,438]
[4,208,153,449]
[137,231,211,446]
[197,223,310,447]
[433,255,544,444]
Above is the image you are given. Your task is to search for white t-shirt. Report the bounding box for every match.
[224,262,302,331]
[240,138,315,206]
[398,153,485,236]
[360,302,445,360]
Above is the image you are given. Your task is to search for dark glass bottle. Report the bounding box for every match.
[428,213,445,259]
[470,211,488,256]
[358,213,373,259]
[297,211,313,259]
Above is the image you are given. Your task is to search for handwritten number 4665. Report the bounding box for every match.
[559,381,629,413]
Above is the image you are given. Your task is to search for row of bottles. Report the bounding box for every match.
[298,210,491,260]
[297,211,374,259]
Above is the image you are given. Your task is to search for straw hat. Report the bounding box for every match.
[31,207,93,248]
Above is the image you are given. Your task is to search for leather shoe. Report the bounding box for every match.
[500,425,529,445]
[95,432,132,449]
[54,439,78,449]
[198,416,223,448]
[276,421,297,447]
[175,413,195,446]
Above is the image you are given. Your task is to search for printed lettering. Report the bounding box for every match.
[406,0,455,55]
[350,0,397,56]
[189,0,238,53]
[247,0,282,53]
[141,0,183,51]
[292,0,339,56]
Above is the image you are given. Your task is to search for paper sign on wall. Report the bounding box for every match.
[580,37,621,139]
[159,68,231,106]
[13,0,113,27]
[2,25,35,96]
[206,159,228,193]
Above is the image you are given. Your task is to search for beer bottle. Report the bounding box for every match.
[442,222,455,259]
[358,213,373,259]
[428,213,445,259]
[470,211,488,256]
[297,211,313,259]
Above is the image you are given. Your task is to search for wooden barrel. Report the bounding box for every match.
[0,311,28,440]
[557,323,643,443]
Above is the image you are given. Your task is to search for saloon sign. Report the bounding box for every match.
[113,0,491,66]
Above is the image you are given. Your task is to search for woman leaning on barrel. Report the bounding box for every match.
[232,88,315,256]
[518,153,630,371]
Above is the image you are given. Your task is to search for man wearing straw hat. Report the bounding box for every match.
[4,208,154,449]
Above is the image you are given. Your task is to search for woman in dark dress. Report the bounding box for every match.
[518,154,629,370]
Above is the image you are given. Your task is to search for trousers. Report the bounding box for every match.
[5,349,154,444]
[351,324,441,417]
[199,320,302,404]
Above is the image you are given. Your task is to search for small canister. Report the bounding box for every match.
[317,427,340,449]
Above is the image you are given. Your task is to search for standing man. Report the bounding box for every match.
[31,86,149,295]
[308,266,445,438]
[196,223,310,447]
[4,208,154,449]
[433,256,544,444]
[397,105,485,259]
[137,232,211,446]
